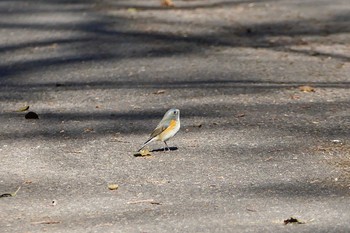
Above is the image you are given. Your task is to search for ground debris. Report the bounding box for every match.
[284,217,305,225]
[134,149,152,157]
[15,105,30,112]
[84,128,94,133]
[108,184,119,190]
[235,113,246,118]
[50,200,57,206]
[299,85,315,92]
[0,186,21,198]
[153,90,166,95]
[32,220,60,225]
[25,111,39,119]
[290,94,300,100]
[246,208,257,212]
[161,0,175,7]
[127,199,161,205]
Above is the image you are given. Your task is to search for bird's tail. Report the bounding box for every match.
[138,137,156,151]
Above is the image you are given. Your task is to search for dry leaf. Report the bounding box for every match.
[15,105,30,112]
[161,0,175,7]
[153,90,166,95]
[134,149,152,157]
[25,111,39,119]
[84,128,94,133]
[284,217,305,225]
[299,85,315,92]
[108,184,119,190]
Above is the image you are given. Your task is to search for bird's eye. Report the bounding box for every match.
[173,111,177,114]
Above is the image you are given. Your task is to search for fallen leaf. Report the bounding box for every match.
[299,85,315,93]
[161,0,175,7]
[134,149,152,157]
[284,217,305,225]
[15,105,30,112]
[84,128,94,133]
[108,184,119,190]
[153,90,166,95]
[25,111,39,119]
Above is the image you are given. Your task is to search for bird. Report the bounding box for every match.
[139,108,180,151]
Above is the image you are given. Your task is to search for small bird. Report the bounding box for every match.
[139,108,180,151]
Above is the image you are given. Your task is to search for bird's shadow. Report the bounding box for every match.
[151,147,178,152]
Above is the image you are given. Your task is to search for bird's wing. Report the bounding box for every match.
[150,121,170,138]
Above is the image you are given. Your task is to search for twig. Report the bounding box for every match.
[32,220,60,225]
[127,199,161,205]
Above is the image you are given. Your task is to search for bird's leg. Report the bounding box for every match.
[164,141,170,151]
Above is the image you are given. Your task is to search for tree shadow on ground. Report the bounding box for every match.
[0,100,348,141]
[0,0,349,82]
[0,1,349,145]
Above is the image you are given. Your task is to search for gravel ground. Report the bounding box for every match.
[0,0,350,232]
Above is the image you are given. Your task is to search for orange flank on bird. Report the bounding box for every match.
[160,120,177,138]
